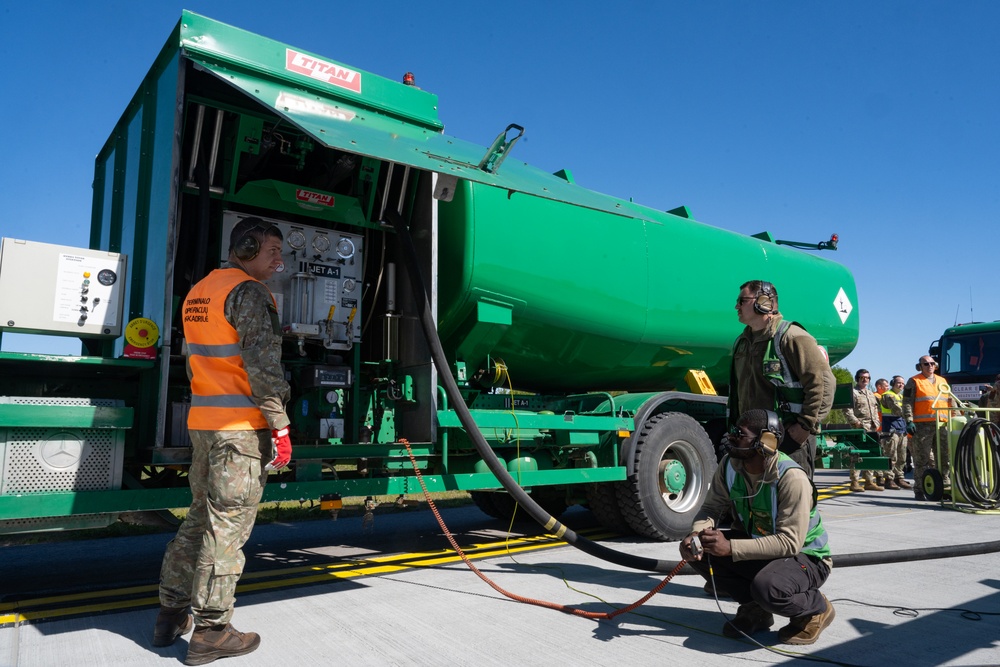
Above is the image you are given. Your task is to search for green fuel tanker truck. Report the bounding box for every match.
[0,12,858,540]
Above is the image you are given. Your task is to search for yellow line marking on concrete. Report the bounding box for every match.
[0,528,614,627]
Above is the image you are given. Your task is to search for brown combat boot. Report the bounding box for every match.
[883,478,900,490]
[185,623,260,666]
[864,479,884,491]
[896,477,912,489]
[152,606,192,647]
[722,601,775,638]
[849,481,865,492]
[778,594,836,645]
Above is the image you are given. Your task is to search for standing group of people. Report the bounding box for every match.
[846,355,956,501]
[844,370,912,492]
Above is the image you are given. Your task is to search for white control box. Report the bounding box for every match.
[0,238,127,338]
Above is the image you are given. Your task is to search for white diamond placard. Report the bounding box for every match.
[834,287,853,324]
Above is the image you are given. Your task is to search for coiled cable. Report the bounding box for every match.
[952,417,1000,509]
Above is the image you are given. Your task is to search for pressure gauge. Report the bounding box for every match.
[287,229,307,250]
[336,237,356,260]
[343,278,357,293]
[312,234,331,253]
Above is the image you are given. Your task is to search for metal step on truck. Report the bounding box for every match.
[0,11,859,539]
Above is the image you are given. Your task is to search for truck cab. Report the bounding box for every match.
[930,322,1000,402]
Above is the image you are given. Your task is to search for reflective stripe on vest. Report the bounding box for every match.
[912,374,950,423]
[184,268,269,431]
[724,453,831,560]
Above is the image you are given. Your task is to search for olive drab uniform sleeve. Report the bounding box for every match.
[777,322,835,434]
[226,280,291,431]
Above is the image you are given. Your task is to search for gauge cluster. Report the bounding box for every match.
[220,212,363,350]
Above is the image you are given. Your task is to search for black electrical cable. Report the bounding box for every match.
[385,208,1000,573]
[952,417,1000,509]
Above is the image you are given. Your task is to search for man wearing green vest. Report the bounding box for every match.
[728,280,835,478]
[680,409,835,645]
[880,376,912,490]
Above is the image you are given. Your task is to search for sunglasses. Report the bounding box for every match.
[736,296,753,306]
[921,362,936,367]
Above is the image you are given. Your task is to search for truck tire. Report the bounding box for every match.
[471,489,568,523]
[470,491,506,519]
[616,411,716,540]
[585,482,633,534]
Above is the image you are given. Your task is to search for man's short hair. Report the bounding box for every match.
[854,368,870,381]
[228,217,283,257]
[739,280,779,313]
[737,409,768,435]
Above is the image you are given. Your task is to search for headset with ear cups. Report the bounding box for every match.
[231,218,270,261]
[756,409,783,456]
[753,281,776,315]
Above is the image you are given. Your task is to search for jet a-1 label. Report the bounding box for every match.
[308,263,340,278]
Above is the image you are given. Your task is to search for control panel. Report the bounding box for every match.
[221,212,363,350]
[0,238,127,338]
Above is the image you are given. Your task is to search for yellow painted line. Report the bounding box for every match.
[0,528,615,627]
[818,483,856,501]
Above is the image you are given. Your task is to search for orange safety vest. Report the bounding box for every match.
[184,268,270,431]
[910,374,951,423]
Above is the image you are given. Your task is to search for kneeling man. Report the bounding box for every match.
[679,409,835,645]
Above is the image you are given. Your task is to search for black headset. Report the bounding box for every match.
[756,409,783,456]
[231,217,274,261]
[753,281,776,315]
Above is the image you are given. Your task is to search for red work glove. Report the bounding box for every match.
[266,427,292,470]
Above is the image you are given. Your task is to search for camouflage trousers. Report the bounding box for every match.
[159,429,269,627]
[912,422,951,487]
[881,431,908,480]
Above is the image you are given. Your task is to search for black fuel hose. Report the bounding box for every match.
[952,417,1000,509]
[387,210,679,573]
[386,209,1000,573]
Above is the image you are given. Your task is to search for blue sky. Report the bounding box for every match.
[2,1,998,383]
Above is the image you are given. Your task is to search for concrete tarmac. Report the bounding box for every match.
[1,469,998,666]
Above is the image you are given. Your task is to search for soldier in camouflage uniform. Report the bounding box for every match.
[843,369,884,491]
[153,218,292,666]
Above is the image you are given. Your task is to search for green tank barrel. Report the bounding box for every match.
[438,180,858,393]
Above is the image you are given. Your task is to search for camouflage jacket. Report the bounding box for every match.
[844,386,881,431]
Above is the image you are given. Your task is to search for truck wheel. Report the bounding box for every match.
[530,486,571,519]
[616,412,716,540]
[471,490,567,523]
[585,482,633,534]
[471,491,506,519]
